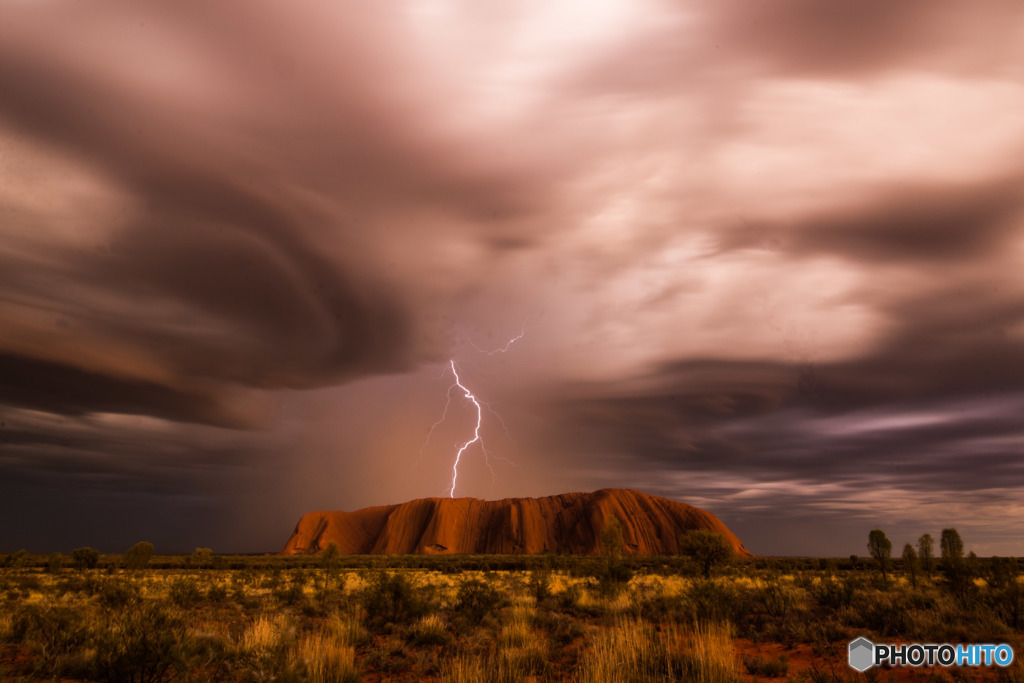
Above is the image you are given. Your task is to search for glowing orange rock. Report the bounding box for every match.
[281,488,751,556]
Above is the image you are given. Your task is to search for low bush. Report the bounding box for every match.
[744,653,789,677]
[362,571,424,629]
[168,578,203,608]
[453,577,502,626]
[92,603,186,683]
[72,547,100,570]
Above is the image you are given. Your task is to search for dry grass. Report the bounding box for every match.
[499,607,533,648]
[576,618,740,683]
[239,613,287,654]
[291,630,359,683]
[439,653,488,683]
[439,645,548,683]
[328,609,368,647]
[410,613,450,646]
[2,559,1022,681]
[683,621,740,683]
[576,618,673,682]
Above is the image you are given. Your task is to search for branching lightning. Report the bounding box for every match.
[467,326,525,355]
[421,329,524,498]
[447,360,481,497]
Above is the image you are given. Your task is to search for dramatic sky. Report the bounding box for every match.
[2,1,1023,556]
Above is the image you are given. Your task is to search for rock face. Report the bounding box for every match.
[282,489,751,556]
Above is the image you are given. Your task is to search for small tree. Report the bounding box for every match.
[72,547,100,570]
[321,541,341,588]
[681,530,734,579]
[966,550,981,577]
[124,541,154,570]
[940,528,964,570]
[902,543,919,589]
[918,534,934,579]
[47,553,63,573]
[940,528,973,606]
[190,547,213,569]
[600,515,624,560]
[990,556,1015,590]
[867,529,892,583]
[598,515,631,593]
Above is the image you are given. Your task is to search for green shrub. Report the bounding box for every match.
[189,547,214,569]
[528,568,552,602]
[93,603,185,683]
[12,604,90,663]
[362,571,424,628]
[453,577,501,625]
[46,553,64,573]
[276,582,306,606]
[207,583,229,604]
[96,579,141,609]
[755,581,802,619]
[123,542,154,571]
[860,597,913,637]
[595,561,633,597]
[743,653,789,677]
[536,611,586,645]
[685,579,745,623]
[365,638,409,673]
[168,578,203,608]
[814,577,855,610]
[72,547,101,570]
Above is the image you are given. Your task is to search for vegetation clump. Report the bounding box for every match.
[0,532,1021,680]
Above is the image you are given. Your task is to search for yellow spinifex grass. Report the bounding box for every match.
[439,653,487,683]
[576,618,740,683]
[411,613,449,644]
[291,630,359,683]
[683,621,740,683]
[499,606,534,648]
[327,609,368,647]
[576,618,672,683]
[441,646,548,683]
[240,614,287,654]
[0,611,11,641]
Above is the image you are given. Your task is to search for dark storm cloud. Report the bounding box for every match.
[712,0,1024,77]
[0,351,241,427]
[566,0,1024,100]
[0,404,279,551]
[720,177,1024,264]
[0,41,413,382]
[0,2,526,426]
[549,277,1024,551]
[2,0,1024,555]
[562,272,1024,435]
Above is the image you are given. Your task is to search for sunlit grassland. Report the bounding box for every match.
[1,553,1023,681]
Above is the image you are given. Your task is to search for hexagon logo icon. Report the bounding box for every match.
[848,637,874,672]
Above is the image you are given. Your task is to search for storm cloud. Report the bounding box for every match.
[1,0,1023,554]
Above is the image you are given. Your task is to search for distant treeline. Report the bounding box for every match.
[1,547,1019,575]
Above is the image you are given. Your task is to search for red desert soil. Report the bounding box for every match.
[282,488,751,556]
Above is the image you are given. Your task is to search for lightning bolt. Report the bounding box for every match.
[421,328,523,497]
[448,360,481,497]
[467,326,525,356]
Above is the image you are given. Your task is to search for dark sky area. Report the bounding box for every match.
[2,0,1023,556]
